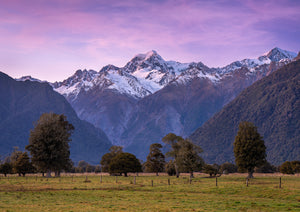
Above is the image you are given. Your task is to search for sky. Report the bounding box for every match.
[1,0,300,82]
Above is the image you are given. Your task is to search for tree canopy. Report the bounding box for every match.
[109,152,142,177]
[100,145,123,172]
[26,113,74,177]
[233,121,266,178]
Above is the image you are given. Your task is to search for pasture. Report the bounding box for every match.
[0,173,299,211]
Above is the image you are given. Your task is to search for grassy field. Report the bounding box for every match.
[0,173,299,211]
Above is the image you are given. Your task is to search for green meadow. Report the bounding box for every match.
[0,173,299,211]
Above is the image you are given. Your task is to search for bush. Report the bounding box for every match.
[220,162,237,174]
[255,162,276,173]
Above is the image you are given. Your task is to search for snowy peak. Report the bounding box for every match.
[262,47,297,62]
[52,48,297,101]
[218,47,297,74]
[16,75,43,83]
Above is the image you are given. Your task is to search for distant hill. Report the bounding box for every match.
[190,59,300,165]
[0,72,111,164]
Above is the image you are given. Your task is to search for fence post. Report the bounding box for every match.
[246,178,249,187]
[279,177,281,188]
[100,175,102,183]
[216,177,218,187]
[168,179,170,185]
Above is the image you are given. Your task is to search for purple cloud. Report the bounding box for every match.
[0,0,299,81]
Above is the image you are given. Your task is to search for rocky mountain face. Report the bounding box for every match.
[0,72,111,164]
[190,59,300,165]
[34,47,297,160]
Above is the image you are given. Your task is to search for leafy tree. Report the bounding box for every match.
[280,161,300,174]
[26,113,74,177]
[0,163,13,177]
[14,152,35,177]
[234,122,266,178]
[163,133,203,178]
[176,139,204,178]
[144,143,165,176]
[100,145,123,173]
[203,164,221,177]
[165,160,176,176]
[77,160,89,173]
[220,162,237,174]
[109,152,142,177]
[291,161,300,173]
[162,133,184,178]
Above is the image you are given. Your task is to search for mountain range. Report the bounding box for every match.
[7,47,299,164]
[49,47,296,160]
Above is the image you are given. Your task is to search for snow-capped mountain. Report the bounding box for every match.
[52,47,296,102]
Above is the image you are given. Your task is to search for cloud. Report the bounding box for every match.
[0,0,299,81]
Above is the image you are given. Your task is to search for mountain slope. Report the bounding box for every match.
[0,72,111,164]
[189,59,300,165]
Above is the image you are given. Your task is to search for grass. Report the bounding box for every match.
[0,173,299,211]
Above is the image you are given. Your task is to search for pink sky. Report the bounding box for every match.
[1,0,300,82]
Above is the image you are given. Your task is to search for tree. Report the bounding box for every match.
[100,145,123,173]
[163,133,204,178]
[162,133,184,178]
[233,122,266,178]
[280,161,294,174]
[109,153,142,177]
[144,143,165,176]
[176,139,204,178]
[76,160,89,173]
[26,113,74,177]
[0,163,13,177]
[203,164,221,177]
[291,161,300,173]
[14,152,35,177]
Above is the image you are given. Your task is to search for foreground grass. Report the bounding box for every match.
[0,173,299,211]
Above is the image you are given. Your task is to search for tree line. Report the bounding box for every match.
[0,113,299,177]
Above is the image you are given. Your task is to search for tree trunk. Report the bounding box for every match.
[247,169,254,179]
[55,171,61,177]
[190,171,194,178]
[175,163,179,178]
[4,173,7,177]
[156,172,159,176]
[124,172,128,177]
[46,170,52,178]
